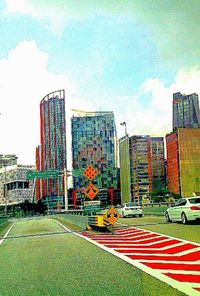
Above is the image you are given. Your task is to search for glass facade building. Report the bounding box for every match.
[166,128,200,197]
[35,90,67,201]
[173,92,200,130]
[71,110,118,195]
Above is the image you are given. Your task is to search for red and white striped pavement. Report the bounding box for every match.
[78,227,200,296]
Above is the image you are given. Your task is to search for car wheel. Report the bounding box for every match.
[165,212,172,223]
[181,212,188,224]
[139,214,143,217]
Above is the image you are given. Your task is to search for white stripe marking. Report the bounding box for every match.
[0,223,15,245]
[54,220,72,232]
[54,222,200,296]
[75,232,200,296]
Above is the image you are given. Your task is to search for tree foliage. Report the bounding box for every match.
[149,189,181,202]
[19,199,47,215]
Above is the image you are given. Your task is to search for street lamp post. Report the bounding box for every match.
[120,121,127,136]
[64,169,74,212]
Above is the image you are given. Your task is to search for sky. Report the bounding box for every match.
[1,0,200,166]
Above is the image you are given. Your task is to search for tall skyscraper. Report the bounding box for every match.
[166,128,200,197]
[71,110,118,201]
[36,90,67,202]
[129,135,152,201]
[119,135,166,202]
[173,92,200,130]
[150,137,166,191]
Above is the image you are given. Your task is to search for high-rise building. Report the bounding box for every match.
[173,92,200,130]
[166,128,200,197]
[150,137,166,191]
[119,135,131,204]
[71,110,118,202]
[36,90,67,203]
[119,135,166,202]
[129,135,152,201]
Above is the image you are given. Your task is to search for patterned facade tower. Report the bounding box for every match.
[71,110,118,195]
[36,90,67,200]
[173,92,200,130]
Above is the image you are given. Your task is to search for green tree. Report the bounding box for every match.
[36,199,47,214]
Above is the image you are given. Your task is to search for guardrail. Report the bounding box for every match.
[142,202,173,208]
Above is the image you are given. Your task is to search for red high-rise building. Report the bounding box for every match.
[35,90,67,202]
[166,132,180,195]
[166,128,200,197]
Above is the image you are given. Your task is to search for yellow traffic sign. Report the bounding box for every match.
[103,207,121,225]
[83,165,98,180]
[84,183,99,200]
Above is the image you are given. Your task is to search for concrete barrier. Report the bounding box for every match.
[57,213,88,229]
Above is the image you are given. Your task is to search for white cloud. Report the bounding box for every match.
[0,40,74,164]
[116,67,200,139]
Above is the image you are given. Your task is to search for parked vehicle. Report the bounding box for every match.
[165,197,200,224]
[118,202,143,218]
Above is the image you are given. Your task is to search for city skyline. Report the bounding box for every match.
[1,1,200,164]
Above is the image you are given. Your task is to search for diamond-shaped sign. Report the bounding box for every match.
[103,207,121,225]
[83,165,98,180]
[84,183,99,200]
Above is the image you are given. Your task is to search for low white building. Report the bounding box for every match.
[0,164,35,205]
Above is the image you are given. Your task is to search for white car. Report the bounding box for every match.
[118,202,143,218]
[165,197,200,224]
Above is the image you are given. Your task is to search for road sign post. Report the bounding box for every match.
[26,170,62,179]
[84,183,99,200]
[83,165,98,180]
[83,200,100,214]
[103,207,121,234]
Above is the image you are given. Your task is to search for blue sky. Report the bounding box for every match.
[1,0,200,165]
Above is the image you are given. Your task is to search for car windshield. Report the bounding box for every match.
[125,203,138,207]
[188,198,200,204]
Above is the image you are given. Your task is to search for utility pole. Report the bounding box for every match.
[64,168,68,212]
[4,163,7,216]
